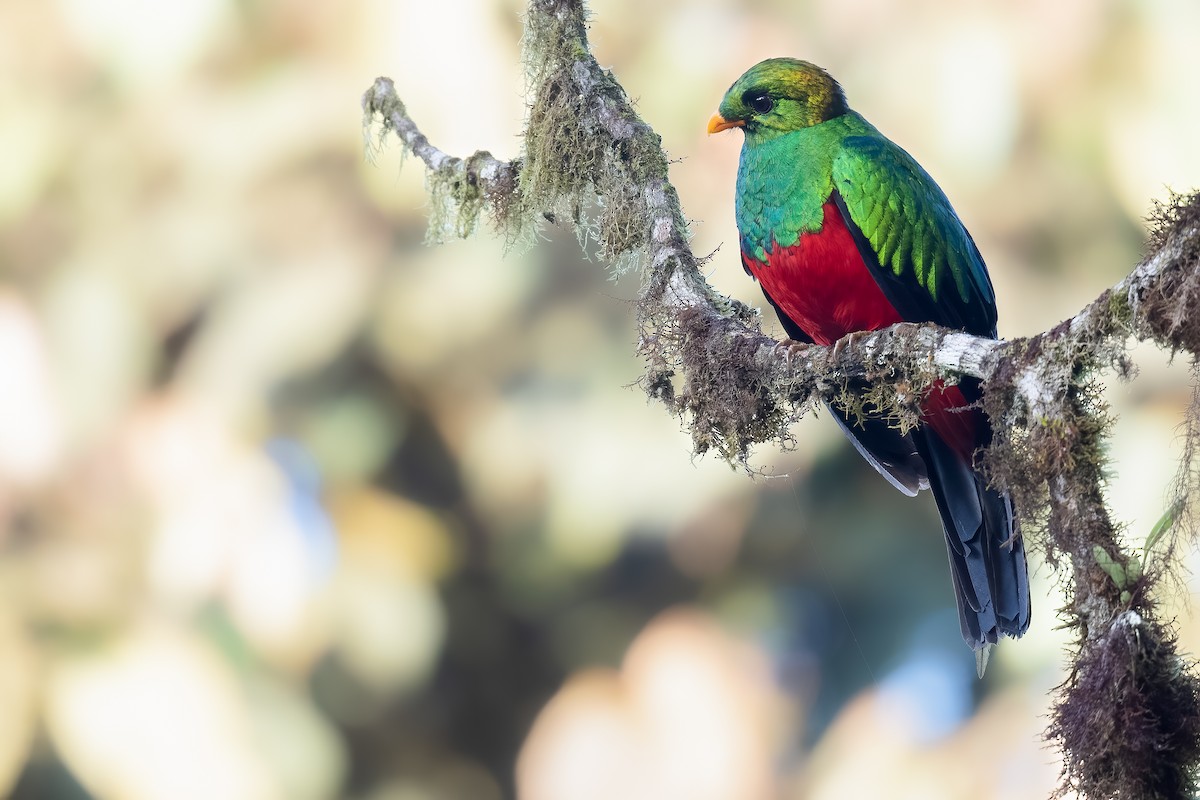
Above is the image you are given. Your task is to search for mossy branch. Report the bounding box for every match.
[362,1,1200,797]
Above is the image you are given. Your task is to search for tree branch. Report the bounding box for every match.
[362,2,1200,796]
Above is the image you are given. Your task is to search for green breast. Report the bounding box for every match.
[735,112,875,261]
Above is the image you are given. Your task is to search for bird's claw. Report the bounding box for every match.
[831,331,863,364]
[776,339,810,365]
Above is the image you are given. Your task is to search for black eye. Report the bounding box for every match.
[744,92,774,115]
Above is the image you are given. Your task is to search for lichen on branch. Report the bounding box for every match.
[362,77,520,243]
[362,1,1200,796]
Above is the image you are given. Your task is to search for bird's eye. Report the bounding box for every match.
[745,93,774,115]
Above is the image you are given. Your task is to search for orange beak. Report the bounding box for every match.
[707,113,745,135]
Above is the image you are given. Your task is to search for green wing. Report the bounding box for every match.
[832,135,997,337]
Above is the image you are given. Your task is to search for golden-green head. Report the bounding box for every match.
[709,58,849,138]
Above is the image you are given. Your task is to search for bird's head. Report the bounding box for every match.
[709,58,848,140]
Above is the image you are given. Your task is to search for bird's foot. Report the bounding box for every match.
[775,338,811,365]
[831,331,864,364]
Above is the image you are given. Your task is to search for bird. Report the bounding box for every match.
[708,58,1030,670]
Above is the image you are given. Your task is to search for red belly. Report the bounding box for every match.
[743,201,978,461]
[742,202,902,346]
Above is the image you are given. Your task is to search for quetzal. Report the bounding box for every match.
[709,58,1030,662]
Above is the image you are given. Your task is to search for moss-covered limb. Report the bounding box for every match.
[1014,368,1200,799]
[362,77,520,240]
[519,0,688,268]
[654,309,1012,461]
[1077,217,1200,354]
[1052,610,1200,800]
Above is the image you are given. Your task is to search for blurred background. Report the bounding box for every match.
[2,0,1200,798]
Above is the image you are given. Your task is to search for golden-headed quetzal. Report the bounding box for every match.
[709,58,1030,662]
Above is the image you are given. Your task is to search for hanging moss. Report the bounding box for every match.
[1050,613,1200,800]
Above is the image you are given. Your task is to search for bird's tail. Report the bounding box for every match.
[917,427,1031,659]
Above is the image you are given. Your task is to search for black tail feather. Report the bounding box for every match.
[827,404,928,497]
[917,428,1031,650]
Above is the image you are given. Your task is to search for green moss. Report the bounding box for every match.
[1105,289,1132,329]
[424,163,485,243]
[514,1,683,275]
